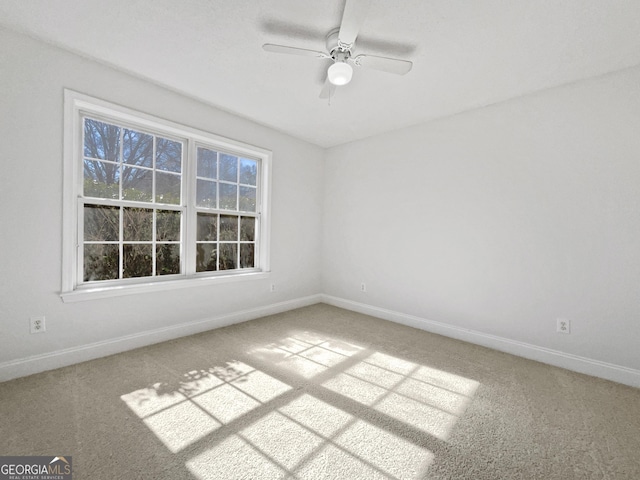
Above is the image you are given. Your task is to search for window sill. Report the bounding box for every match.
[60,271,270,303]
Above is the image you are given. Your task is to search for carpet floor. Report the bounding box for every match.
[1,303,639,479]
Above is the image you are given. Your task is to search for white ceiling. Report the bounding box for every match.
[2,0,640,147]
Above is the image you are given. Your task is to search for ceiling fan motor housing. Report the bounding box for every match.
[326,28,352,60]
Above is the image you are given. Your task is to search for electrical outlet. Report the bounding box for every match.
[30,316,46,334]
[557,318,570,334]
[270,283,276,292]
[360,282,366,292]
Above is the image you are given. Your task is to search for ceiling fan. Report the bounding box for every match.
[262,0,413,99]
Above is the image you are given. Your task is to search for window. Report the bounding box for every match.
[62,91,271,301]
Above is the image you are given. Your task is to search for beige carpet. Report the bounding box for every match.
[1,304,639,479]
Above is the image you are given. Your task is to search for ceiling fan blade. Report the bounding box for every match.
[319,78,337,99]
[263,44,330,59]
[353,54,413,75]
[338,0,372,46]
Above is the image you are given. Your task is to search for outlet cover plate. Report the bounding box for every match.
[30,316,46,334]
[557,318,571,334]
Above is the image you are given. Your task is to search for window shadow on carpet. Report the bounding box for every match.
[121,327,479,479]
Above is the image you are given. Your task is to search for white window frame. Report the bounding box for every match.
[61,90,271,302]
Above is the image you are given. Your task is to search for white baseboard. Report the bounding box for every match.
[4,293,638,389]
[0,294,322,383]
[321,294,640,389]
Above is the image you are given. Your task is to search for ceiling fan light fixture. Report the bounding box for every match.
[328,61,353,86]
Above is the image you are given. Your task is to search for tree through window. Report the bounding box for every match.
[82,118,184,281]
[64,92,270,297]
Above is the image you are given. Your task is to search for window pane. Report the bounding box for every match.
[157,210,181,241]
[240,243,254,268]
[84,118,120,161]
[220,215,238,241]
[122,166,153,202]
[219,243,237,270]
[123,128,153,167]
[156,171,181,204]
[123,208,152,241]
[219,153,238,182]
[84,160,119,199]
[196,179,217,208]
[197,213,217,241]
[156,138,182,173]
[196,243,217,272]
[84,244,119,281]
[240,158,257,186]
[74,97,268,289]
[239,186,256,212]
[156,244,180,275]
[197,147,217,179]
[123,244,152,278]
[219,183,237,210]
[85,205,119,241]
[240,217,255,242]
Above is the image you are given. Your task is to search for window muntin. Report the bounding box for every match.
[64,93,270,296]
[82,205,182,281]
[195,147,258,273]
[81,116,186,283]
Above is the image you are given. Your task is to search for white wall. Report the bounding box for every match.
[0,27,324,374]
[323,66,640,372]
[2,25,639,385]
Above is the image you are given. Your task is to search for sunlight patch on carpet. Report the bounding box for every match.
[121,360,293,453]
[278,394,353,438]
[142,400,221,453]
[186,393,434,479]
[191,384,260,424]
[187,435,287,480]
[229,370,292,403]
[374,392,456,440]
[122,328,477,478]
[334,420,435,478]
[248,334,364,379]
[412,365,480,397]
[323,372,388,405]
[240,411,325,469]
